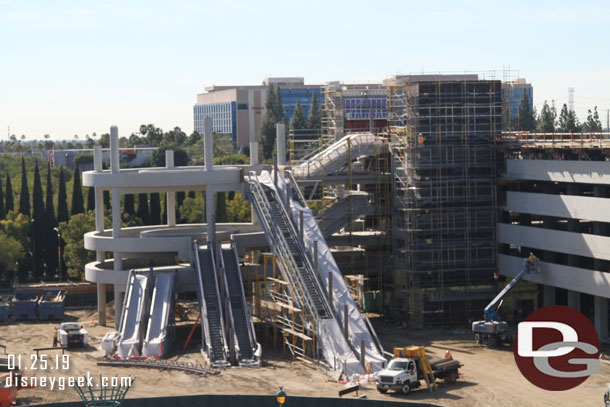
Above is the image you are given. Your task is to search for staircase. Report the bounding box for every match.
[316,192,375,237]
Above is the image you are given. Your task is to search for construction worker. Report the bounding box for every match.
[53,329,58,347]
[445,350,452,359]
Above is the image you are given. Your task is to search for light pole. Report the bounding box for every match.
[53,227,62,281]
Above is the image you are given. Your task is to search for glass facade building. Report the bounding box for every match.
[193,102,237,143]
[344,97,387,120]
[279,88,323,125]
[504,86,533,123]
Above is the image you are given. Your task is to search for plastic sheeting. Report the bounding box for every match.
[142,271,176,357]
[255,171,386,375]
[291,133,386,179]
[117,272,151,359]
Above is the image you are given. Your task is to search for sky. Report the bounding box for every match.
[1,0,610,140]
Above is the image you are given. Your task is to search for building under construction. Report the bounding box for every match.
[384,75,502,328]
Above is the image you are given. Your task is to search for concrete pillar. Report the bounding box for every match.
[249,141,259,166]
[113,280,123,330]
[204,117,214,171]
[93,145,107,326]
[593,186,606,270]
[110,126,120,174]
[165,150,176,227]
[567,290,580,310]
[594,296,608,340]
[543,285,555,306]
[276,123,286,166]
[206,188,215,247]
[111,189,121,239]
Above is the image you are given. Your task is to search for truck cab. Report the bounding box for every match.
[57,323,89,348]
[376,358,420,395]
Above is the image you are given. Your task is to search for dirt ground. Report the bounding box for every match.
[2,310,609,406]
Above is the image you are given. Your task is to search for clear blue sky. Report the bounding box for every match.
[1,0,609,140]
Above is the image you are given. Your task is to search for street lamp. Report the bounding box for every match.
[53,227,62,281]
[275,386,286,406]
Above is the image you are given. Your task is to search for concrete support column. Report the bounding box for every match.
[543,285,556,306]
[249,141,259,166]
[204,117,214,171]
[110,126,120,174]
[276,123,286,166]
[93,145,107,325]
[594,296,608,340]
[165,150,176,227]
[593,186,606,271]
[567,290,580,310]
[206,187,215,248]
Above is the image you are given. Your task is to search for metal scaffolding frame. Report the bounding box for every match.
[387,80,502,327]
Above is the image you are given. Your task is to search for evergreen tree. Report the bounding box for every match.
[57,168,69,222]
[273,86,285,123]
[45,163,58,278]
[306,92,322,130]
[593,107,603,131]
[538,101,556,132]
[70,164,85,216]
[0,177,4,220]
[87,187,95,212]
[289,99,307,131]
[517,93,536,131]
[18,157,30,216]
[136,193,150,225]
[124,194,135,216]
[103,190,110,210]
[216,192,228,223]
[257,84,286,160]
[583,107,604,132]
[31,161,45,278]
[149,192,161,225]
[5,174,14,213]
[558,104,570,132]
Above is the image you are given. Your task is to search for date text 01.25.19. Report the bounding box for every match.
[7,354,70,371]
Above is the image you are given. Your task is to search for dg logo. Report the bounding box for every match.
[514,305,600,391]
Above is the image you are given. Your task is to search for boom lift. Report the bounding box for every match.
[472,254,540,346]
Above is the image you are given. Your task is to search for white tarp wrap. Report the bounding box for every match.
[117,273,150,359]
[142,271,176,357]
[256,171,386,375]
[291,133,386,179]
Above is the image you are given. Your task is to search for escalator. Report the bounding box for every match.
[193,245,230,367]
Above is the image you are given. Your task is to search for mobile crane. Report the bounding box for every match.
[472,254,540,347]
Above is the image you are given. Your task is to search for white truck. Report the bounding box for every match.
[376,356,461,395]
[57,323,89,348]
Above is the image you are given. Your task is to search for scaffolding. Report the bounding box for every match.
[387,79,502,327]
[249,253,319,364]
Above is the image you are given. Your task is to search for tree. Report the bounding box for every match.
[517,93,536,131]
[558,104,580,132]
[227,192,251,222]
[2,211,31,281]
[103,190,111,210]
[306,92,322,130]
[124,194,135,216]
[136,193,150,225]
[538,100,556,132]
[18,157,30,216]
[583,107,603,132]
[216,192,228,223]
[257,84,285,160]
[59,212,96,280]
[45,163,58,278]
[179,196,203,223]
[151,145,189,167]
[5,174,14,213]
[0,177,4,220]
[70,164,85,216]
[31,161,46,278]
[163,127,187,146]
[57,167,69,223]
[87,187,95,212]
[289,99,307,131]
[0,232,25,285]
[149,192,161,225]
[99,133,110,148]
[140,124,164,146]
